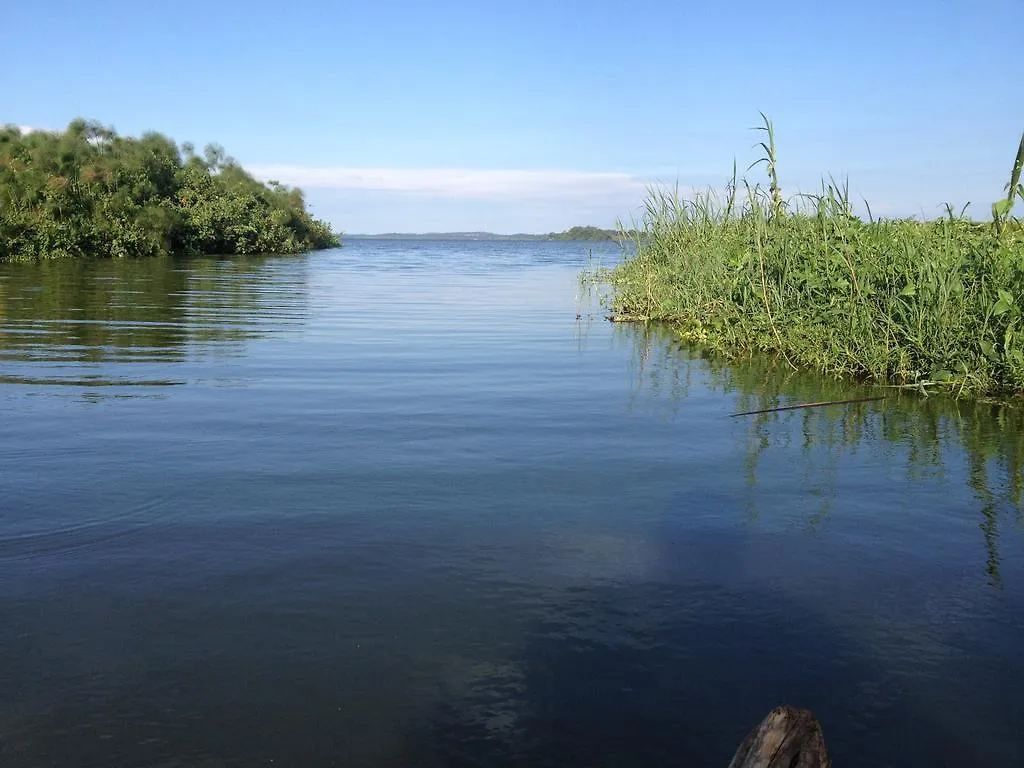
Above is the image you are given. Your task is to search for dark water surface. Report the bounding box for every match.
[1,241,1022,767]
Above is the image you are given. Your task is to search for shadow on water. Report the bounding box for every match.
[0,254,311,394]
[389,578,1013,768]
[387,586,868,768]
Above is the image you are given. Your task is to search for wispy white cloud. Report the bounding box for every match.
[1,124,58,136]
[246,165,655,202]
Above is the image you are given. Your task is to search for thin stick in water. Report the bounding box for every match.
[730,395,887,418]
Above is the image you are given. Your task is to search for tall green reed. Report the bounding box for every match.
[608,119,1024,398]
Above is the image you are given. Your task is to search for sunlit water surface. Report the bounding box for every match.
[1,240,1022,767]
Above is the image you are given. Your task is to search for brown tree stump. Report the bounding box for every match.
[727,706,830,768]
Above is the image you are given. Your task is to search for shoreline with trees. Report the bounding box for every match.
[0,121,338,262]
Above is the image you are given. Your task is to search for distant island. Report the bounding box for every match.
[349,226,630,242]
[548,225,624,241]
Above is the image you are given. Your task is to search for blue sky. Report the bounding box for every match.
[5,0,1021,233]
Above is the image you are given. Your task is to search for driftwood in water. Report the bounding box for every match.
[727,706,830,768]
[730,395,886,418]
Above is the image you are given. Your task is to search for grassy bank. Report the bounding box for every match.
[606,117,1024,399]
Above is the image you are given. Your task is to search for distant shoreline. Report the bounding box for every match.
[348,233,552,241]
[346,226,630,242]
[346,232,550,241]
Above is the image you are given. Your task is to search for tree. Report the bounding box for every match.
[0,119,339,262]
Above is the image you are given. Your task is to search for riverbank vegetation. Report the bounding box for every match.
[0,120,338,262]
[549,225,626,241]
[606,116,1024,398]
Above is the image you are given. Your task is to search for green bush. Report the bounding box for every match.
[0,120,338,262]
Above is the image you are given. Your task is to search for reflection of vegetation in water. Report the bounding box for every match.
[622,322,1023,585]
[0,257,191,362]
[0,254,310,370]
[181,256,310,352]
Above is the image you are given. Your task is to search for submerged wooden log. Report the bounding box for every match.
[727,706,830,768]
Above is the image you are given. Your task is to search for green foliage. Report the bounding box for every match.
[993,131,1024,235]
[549,225,625,241]
[0,120,339,261]
[606,121,1024,399]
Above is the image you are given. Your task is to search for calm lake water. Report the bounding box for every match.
[1,240,1023,767]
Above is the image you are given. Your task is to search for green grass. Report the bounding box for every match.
[606,116,1024,399]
